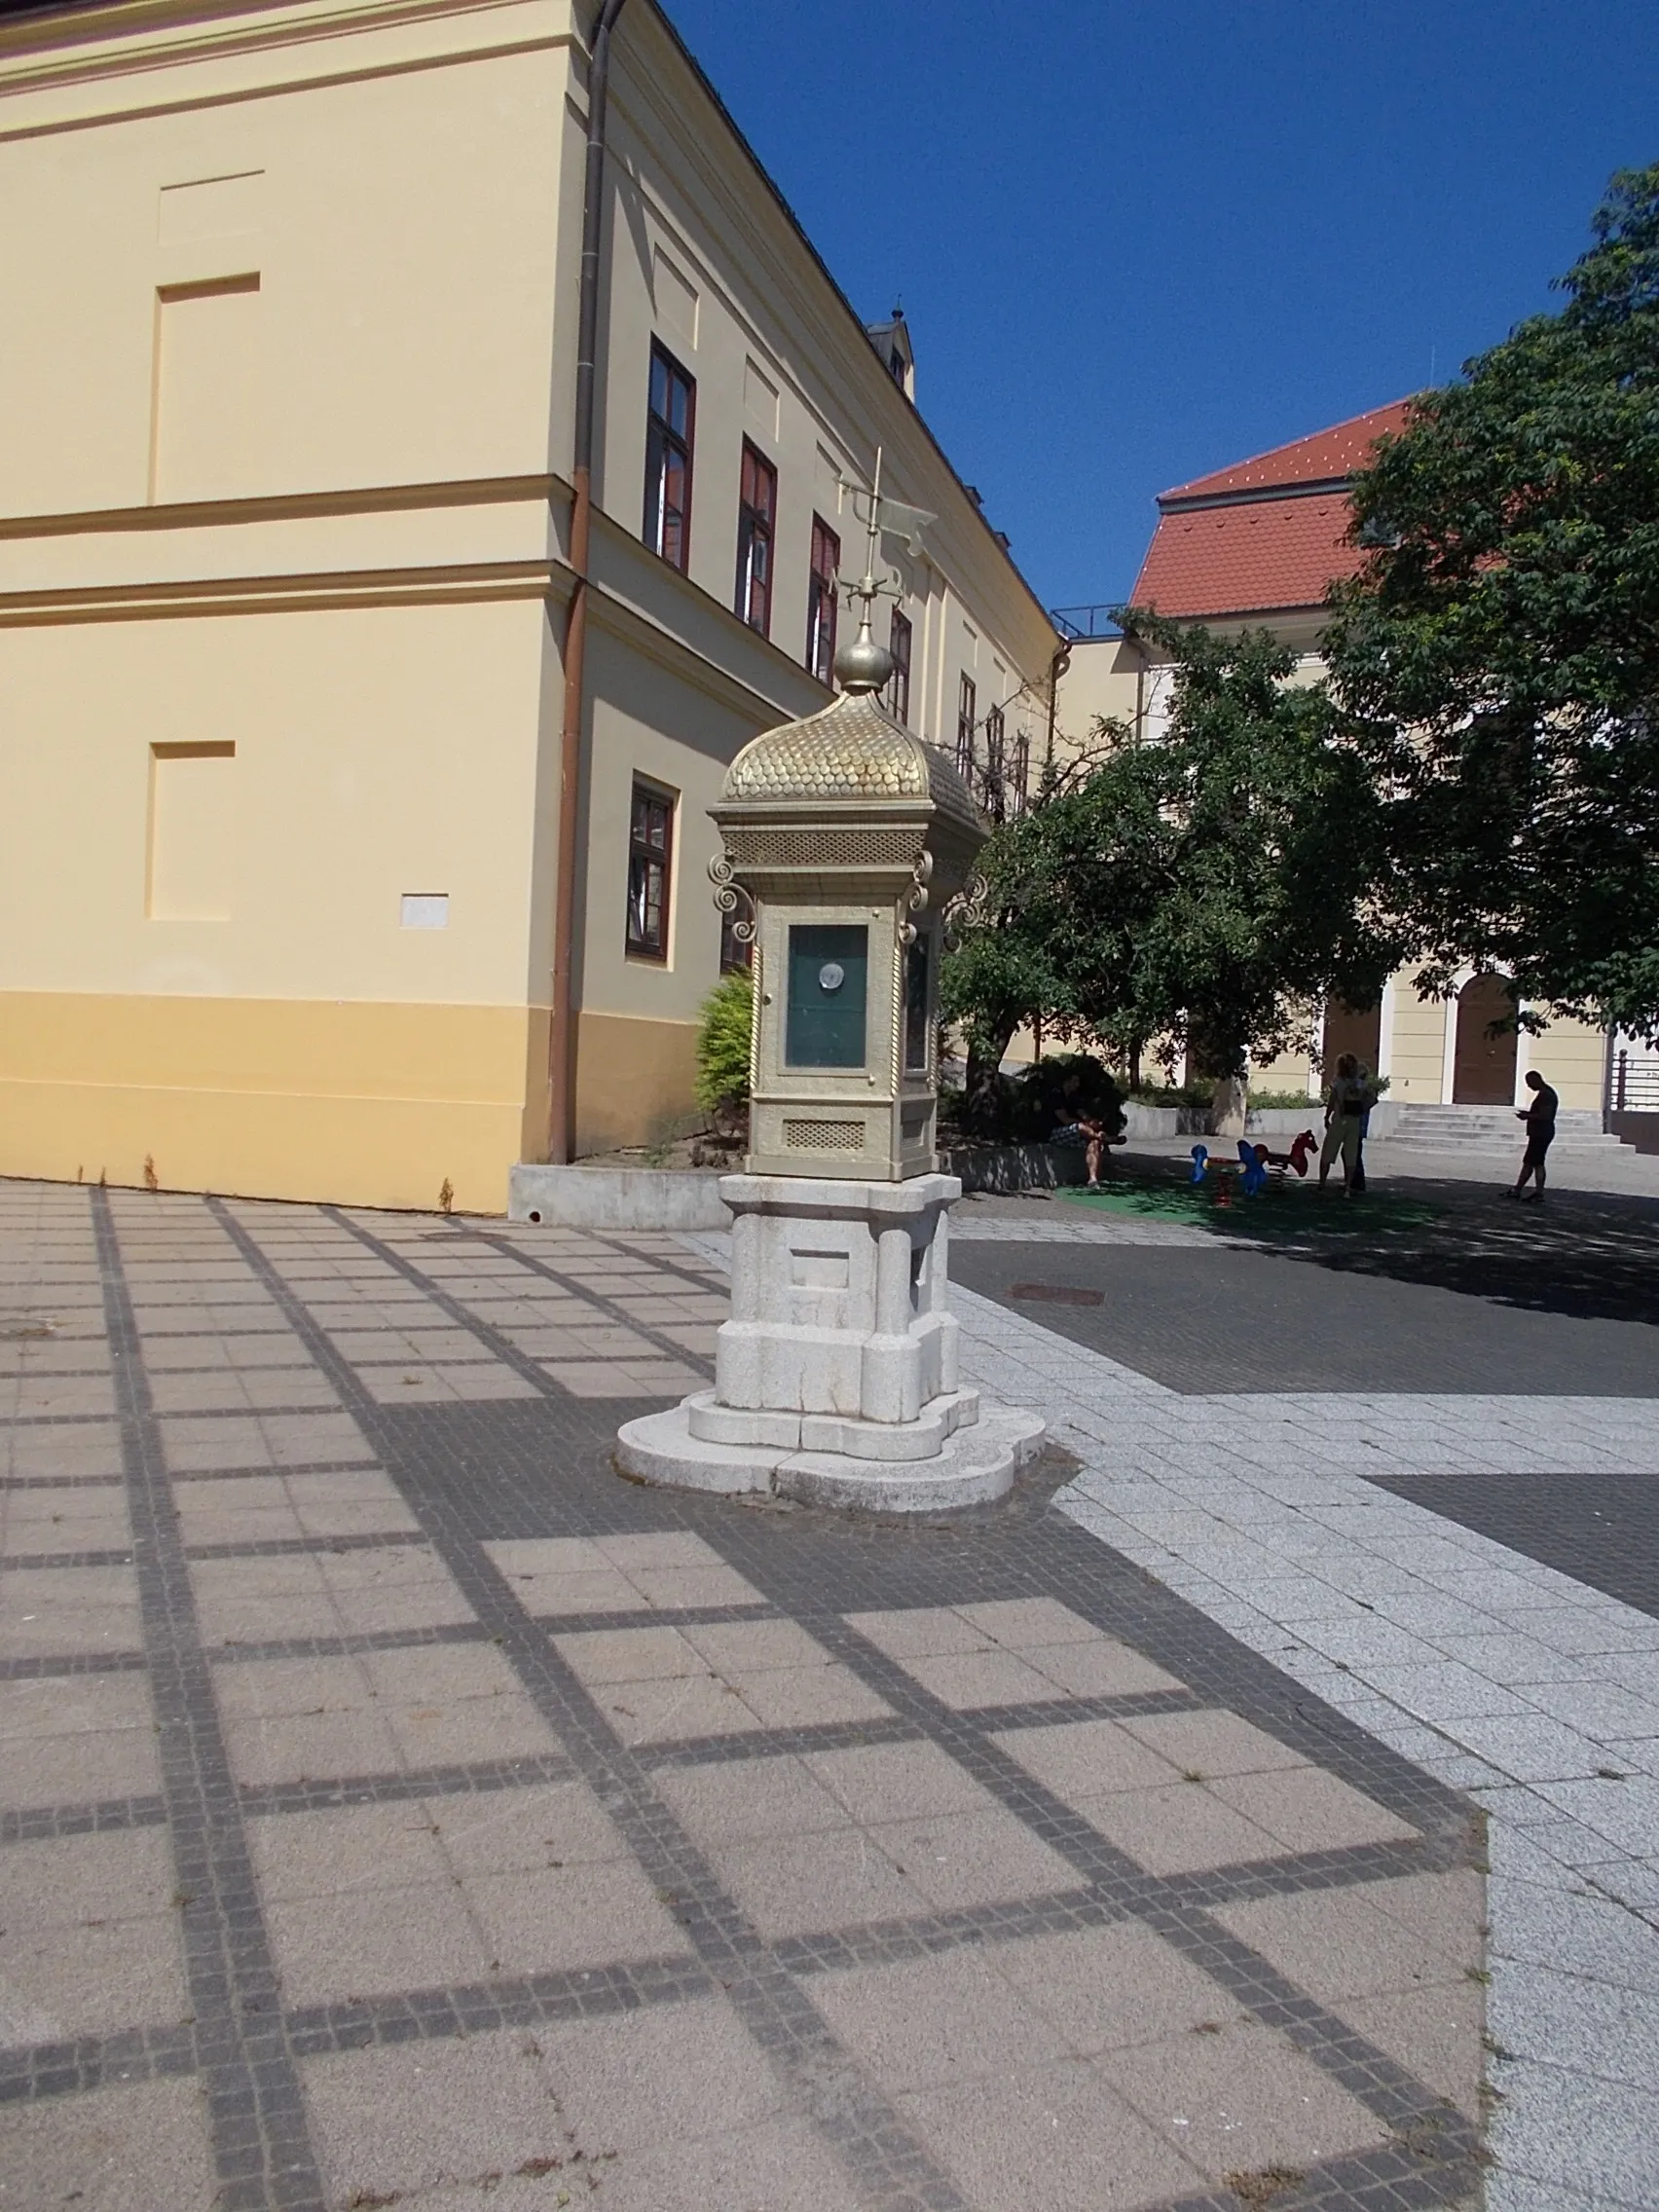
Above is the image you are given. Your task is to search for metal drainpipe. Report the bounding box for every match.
[547,0,630,1164]
[1044,642,1070,774]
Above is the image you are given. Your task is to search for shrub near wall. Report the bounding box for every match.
[695,971,754,1126]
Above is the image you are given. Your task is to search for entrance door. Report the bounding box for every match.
[1322,999,1382,1076]
[1453,973,1518,1103]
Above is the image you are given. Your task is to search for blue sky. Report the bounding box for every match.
[662,0,1659,615]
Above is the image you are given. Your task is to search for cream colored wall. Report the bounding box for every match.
[1528,1014,1605,1112]
[0,14,572,516]
[1053,636,1144,757]
[0,600,547,1004]
[0,595,554,1209]
[0,1,578,1205]
[594,4,1057,759]
[1386,977,1451,1103]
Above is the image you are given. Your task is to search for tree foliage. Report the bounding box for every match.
[1326,161,1659,1036]
[941,619,1397,1110]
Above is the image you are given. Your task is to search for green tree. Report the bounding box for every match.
[1326,161,1659,1037]
[942,619,1397,1117]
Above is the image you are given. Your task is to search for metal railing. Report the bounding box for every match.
[1050,604,1124,642]
[1609,1052,1659,1113]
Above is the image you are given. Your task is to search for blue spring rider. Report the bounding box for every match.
[1189,1141,1270,1198]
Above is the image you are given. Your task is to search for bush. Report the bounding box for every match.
[1124,1081,1214,1108]
[1245,1086,1320,1111]
[694,970,753,1118]
[942,1053,1126,1145]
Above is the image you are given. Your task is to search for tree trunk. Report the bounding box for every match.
[1210,1073,1248,1138]
[965,1018,1020,1134]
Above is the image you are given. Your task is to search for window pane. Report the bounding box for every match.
[786,924,867,1068]
[904,934,930,1070]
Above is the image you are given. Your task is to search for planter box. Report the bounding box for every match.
[508,1163,731,1231]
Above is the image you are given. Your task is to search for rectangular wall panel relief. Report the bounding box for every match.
[651,247,699,352]
[149,274,261,503]
[148,744,236,920]
[157,170,265,246]
[743,357,780,441]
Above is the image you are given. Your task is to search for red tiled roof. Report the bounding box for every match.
[1128,398,1415,619]
[1159,399,1415,502]
[1129,493,1366,618]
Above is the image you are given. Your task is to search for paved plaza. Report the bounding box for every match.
[1,1165,1656,2210]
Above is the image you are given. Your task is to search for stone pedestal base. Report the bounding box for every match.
[613,1171,1045,1515]
[617,1394,1046,1513]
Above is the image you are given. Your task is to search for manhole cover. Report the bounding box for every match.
[1010,1282,1103,1308]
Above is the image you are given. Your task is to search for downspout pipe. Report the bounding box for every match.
[548,0,629,1164]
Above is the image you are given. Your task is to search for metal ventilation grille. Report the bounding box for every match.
[724,829,921,870]
[782,1119,866,1152]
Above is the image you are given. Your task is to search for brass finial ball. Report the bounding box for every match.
[833,617,895,695]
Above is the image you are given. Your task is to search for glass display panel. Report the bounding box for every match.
[903,935,931,1071]
[786,924,868,1068]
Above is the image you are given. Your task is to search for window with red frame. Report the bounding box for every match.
[626,781,674,960]
[734,441,776,636]
[807,516,839,683]
[644,343,694,571]
[885,608,912,724]
[956,673,977,777]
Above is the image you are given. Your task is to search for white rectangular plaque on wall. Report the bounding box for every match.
[400,894,449,930]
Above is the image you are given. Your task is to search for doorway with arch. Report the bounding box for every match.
[1452,973,1519,1104]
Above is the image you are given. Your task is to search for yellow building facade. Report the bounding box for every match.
[0,0,1057,1212]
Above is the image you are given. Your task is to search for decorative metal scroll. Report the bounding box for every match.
[898,849,934,946]
[940,869,988,952]
[708,851,756,945]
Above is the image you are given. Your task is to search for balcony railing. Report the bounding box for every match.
[1050,604,1124,642]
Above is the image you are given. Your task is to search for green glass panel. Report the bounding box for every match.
[786,924,868,1068]
[904,934,931,1070]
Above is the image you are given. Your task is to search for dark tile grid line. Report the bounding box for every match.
[360,1211,720,1380]
[773,1834,1453,1982]
[282,1205,1481,2212]
[0,2020,203,2108]
[169,1459,386,1485]
[207,1619,493,1666]
[239,1752,575,1817]
[8,1403,347,1428]
[283,1955,717,2059]
[534,1600,785,1635]
[1155,2136,1484,2212]
[0,1474,128,1491]
[181,1530,428,1564]
[1,1545,134,1569]
[0,1649,148,1680]
[223,1199,978,2212]
[793,1611,1482,2167]
[0,1792,169,1844]
[628,1688,1210,1772]
[87,1190,331,2212]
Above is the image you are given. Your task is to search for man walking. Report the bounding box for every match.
[1510,1069,1559,1202]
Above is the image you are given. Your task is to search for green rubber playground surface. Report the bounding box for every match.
[1056,1172,1446,1237]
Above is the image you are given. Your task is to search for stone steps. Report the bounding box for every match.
[1391,1106,1625,1153]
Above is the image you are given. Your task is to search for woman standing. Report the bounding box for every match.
[1318,1051,1366,1195]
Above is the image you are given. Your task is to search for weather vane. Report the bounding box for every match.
[831,447,936,692]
